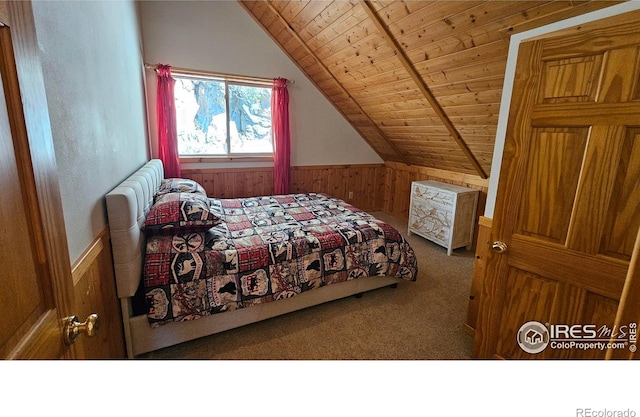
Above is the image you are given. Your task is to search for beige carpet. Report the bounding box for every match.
[137,211,475,360]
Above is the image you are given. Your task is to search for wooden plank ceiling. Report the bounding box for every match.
[239,0,619,177]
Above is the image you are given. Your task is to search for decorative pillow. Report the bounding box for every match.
[143,192,220,234]
[156,178,206,200]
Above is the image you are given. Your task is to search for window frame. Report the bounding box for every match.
[172,70,274,161]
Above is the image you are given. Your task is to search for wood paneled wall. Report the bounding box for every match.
[181,167,275,200]
[291,164,386,211]
[183,162,489,218]
[71,229,126,359]
[383,161,489,221]
[181,164,387,212]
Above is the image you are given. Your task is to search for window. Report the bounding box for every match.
[174,74,272,157]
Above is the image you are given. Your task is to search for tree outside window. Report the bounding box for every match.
[174,75,272,156]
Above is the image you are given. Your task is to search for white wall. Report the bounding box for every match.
[139,0,383,168]
[484,1,640,218]
[32,0,149,263]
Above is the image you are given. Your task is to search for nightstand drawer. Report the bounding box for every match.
[408,203,450,246]
[411,184,454,210]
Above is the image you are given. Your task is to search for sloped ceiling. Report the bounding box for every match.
[239,1,619,178]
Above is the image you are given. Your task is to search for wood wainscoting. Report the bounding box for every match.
[70,228,126,359]
[181,166,275,200]
[383,161,489,221]
[181,164,387,212]
[182,162,488,217]
[291,164,386,212]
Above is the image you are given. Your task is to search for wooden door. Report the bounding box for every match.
[0,1,77,359]
[474,10,640,359]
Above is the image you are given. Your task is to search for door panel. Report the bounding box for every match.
[0,1,75,359]
[566,125,626,254]
[601,128,640,260]
[474,10,640,359]
[538,55,603,104]
[0,73,46,354]
[517,127,587,244]
[495,271,584,359]
[508,236,627,299]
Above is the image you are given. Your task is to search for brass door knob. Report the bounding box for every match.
[492,241,508,254]
[63,313,100,345]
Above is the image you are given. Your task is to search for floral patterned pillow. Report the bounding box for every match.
[143,192,220,234]
[156,178,206,200]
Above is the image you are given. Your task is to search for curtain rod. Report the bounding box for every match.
[144,63,294,85]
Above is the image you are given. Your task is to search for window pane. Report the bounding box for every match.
[228,84,272,154]
[174,78,227,155]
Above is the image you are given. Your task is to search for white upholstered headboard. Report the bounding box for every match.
[105,159,164,299]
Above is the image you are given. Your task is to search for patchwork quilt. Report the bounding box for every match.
[143,193,417,326]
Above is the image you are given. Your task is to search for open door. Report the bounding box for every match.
[474,10,640,359]
[0,1,86,359]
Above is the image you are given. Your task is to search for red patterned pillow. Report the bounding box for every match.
[156,178,206,200]
[144,192,220,234]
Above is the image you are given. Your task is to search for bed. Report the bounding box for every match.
[106,159,417,358]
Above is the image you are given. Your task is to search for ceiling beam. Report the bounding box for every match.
[359,0,488,179]
[259,1,410,165]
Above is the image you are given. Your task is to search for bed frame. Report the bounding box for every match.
[106,159,402,358]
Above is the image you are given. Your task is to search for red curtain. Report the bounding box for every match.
[272,78,290,194]
[156,64,181,178]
